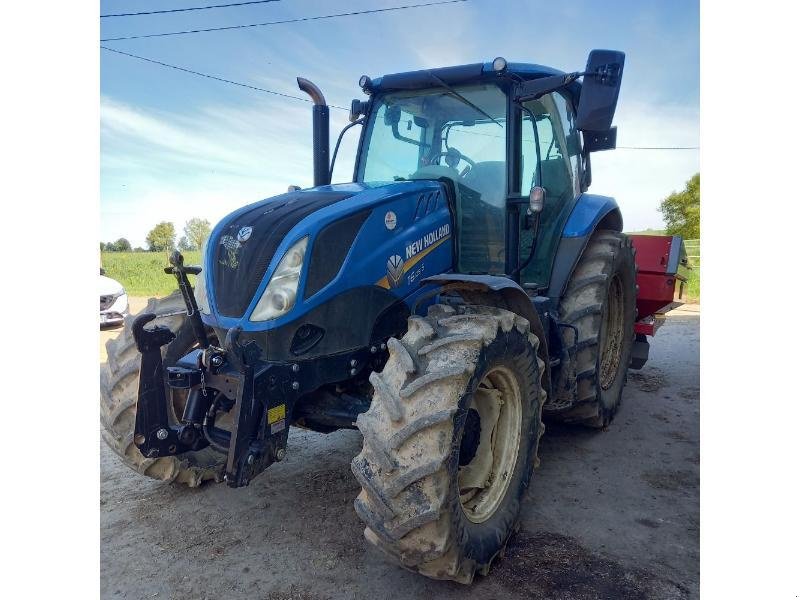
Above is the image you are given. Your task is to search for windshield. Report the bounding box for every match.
[357,84,507,190]
[357,83,509,274]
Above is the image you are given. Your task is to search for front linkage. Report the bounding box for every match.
[131,251,302,488]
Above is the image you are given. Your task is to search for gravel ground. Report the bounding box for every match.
[100,303,699,600]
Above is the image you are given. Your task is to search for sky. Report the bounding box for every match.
[100,0,699,248]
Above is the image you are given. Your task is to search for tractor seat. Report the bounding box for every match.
[461,161,506,208]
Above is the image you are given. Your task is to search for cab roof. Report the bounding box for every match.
[369,61,582,100]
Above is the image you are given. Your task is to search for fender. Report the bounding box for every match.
[421,273,551,395]
[547,193,623,300]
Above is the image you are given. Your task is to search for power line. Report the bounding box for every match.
[100,47,699,151]
[100,0,469,41]
[101,0,282,18]
[100,45,349,110]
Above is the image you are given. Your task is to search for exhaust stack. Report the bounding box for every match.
[297,77,330,187]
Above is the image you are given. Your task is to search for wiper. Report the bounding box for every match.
[425,70,502,128]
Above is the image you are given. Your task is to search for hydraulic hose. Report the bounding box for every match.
[202,398,231,454]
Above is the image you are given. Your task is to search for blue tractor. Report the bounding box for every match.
[102,51,651,583]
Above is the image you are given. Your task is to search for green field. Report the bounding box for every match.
[101,251,201,297]
[683,245,700,302]
[684,263,700,302]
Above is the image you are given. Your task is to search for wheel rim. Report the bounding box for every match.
[458,366,523,524]
[599,274,625,390]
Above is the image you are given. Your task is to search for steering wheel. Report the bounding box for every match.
[433,147,476,176]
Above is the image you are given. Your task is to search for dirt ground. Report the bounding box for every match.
[100,300,699,600]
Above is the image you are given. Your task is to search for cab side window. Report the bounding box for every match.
[520,93,576,202]
[518,92,582,287]
[553,93,582,196]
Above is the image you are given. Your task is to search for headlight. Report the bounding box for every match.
[194,239,210,314]
[251,237,308,322]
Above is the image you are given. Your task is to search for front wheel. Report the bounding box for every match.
[100,293,227,487]
[352,304,546,583]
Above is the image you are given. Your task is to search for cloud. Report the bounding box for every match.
[101,94,325,246]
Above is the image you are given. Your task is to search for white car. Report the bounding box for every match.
[99,269,129,326]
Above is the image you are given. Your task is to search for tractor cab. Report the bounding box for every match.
[349,56,618,291]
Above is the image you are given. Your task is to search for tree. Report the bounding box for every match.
[113,237,132,252]
[183,218,211,251]
[103,240,127,252]
[659,173,700,239]
[178,236,192,251]
[146,222,176,252]
[100,242,106,252]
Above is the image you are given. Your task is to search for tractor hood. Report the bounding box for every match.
[201,180,454,334]
[209,186,358,318]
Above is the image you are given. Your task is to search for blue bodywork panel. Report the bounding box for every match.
[561,194,621,238]
[544,193,623,299]
[200,180,453,332]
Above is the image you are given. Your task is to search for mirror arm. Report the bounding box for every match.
[513,63,619,104]
[513,72,581,103]
[329,118,364,180]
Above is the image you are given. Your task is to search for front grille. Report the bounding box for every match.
[100,294,116,310]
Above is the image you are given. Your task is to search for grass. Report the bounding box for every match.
[680,240,700,303]
[684,258,700,302]
[101,251,201,297]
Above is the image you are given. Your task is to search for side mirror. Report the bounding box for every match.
[576,50,625,132]
[529,186,545,214]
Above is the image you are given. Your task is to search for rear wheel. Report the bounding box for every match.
[352,304,546,583]
[553,230,636,427]
[100,293,226,487]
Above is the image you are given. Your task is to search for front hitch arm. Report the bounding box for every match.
[131,313,203,458]
[165,250,209,349]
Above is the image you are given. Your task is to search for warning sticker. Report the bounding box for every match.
[271,419,286,434]
[268,404,286,424]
